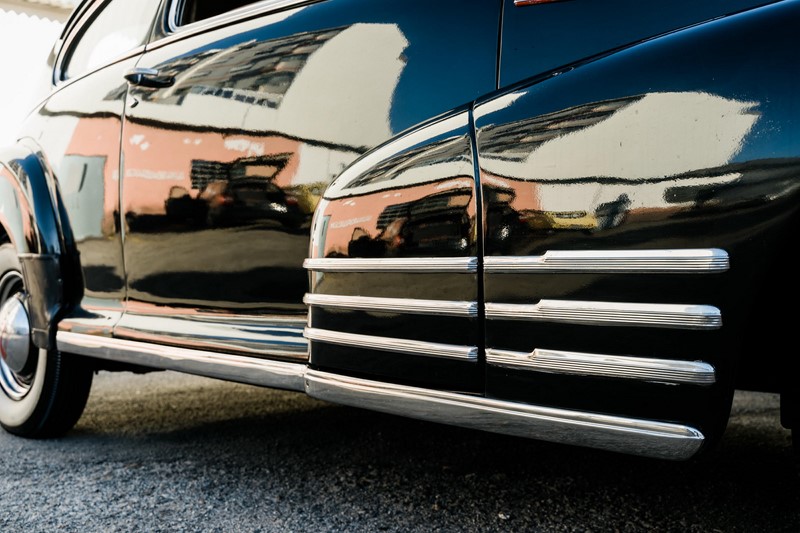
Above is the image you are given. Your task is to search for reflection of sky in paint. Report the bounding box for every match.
[481,92,760,182]
[477,91,775,213]
[189,0,498,137]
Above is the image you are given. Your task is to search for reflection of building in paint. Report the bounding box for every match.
[116,23,409,224]
[479,92,762,226]
[137,28,345,109]
[60,117,121,239]
[30,22,410,232]
[129,23,407,150]
[318,119,477,257]
[321,177,476,258]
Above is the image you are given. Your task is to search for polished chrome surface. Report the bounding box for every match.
[303,294,478,317]
[56,331,306,391]
[303,257,479,273]
[304,327,478,361]
[0,273,32,401]
[484,249,730,273]
[514,0,566,5]
[112,309,308,360]
[486,347,716,384]
[485,300,722,329]
[0,294,32,375]
[304,370,705,460]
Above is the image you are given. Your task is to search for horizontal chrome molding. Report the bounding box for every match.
[111,312,308,360]
[304,327,478,361]
[485,300,722,329]
[305,370,705,460]
[486,348,716,384]
[303,257,478,273]
[57,331,306,392]
[484,249,729,273]
[303,294,478,317]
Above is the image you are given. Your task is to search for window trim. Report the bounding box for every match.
[150,0,324,50]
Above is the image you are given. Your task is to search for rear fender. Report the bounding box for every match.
[0,138,74,349]
[473,0,800,443]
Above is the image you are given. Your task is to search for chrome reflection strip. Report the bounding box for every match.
[486,348,716,384]
[515,0,569,5]
[303,294,478,317]
[56,331,306,392]
[303,257,478,273]
[484,249,729,273]
[304,327,478,361]
[485,300,721,329]
[305,370,705,460]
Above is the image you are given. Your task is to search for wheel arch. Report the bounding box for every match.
[0,138,81,350]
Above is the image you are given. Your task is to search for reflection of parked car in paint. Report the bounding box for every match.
[1,0,799,462]
[201,177,305,229]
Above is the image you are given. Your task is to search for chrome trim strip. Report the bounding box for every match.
[484,249,729,273]
[304,328,478,361]
[485,300,721,329]
[486,348,716,384]
[110,312,308,360]
[56,331,306,392]
[514,0,571,6]
[305,370,705,460]
[303,257,478,273]
[303,294,478,317]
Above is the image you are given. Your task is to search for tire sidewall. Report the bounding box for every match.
[0,348,48,429]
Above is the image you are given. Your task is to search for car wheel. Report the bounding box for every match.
[0,243,93,438]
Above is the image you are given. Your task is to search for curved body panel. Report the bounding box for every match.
[477,0,800,443]
[306,109,483,390]
[499,0,780,87]
[0,141,63,256]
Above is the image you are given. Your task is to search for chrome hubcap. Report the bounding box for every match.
[0,271,34,400]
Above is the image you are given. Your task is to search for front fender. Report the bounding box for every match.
[473,0,800,441]
[0,138,70,349]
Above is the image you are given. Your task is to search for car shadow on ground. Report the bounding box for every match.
[33,372,800,532]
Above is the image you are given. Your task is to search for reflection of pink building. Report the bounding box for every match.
[63,117,120,235]
[63,117,307,228]
[121,122,302,215]
[321,176,476,256]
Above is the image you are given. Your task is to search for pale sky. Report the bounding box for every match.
[0,9,64,147]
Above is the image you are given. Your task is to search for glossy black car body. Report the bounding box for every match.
[0,0,797,460]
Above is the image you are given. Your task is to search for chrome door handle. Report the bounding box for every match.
[124,67,175,88]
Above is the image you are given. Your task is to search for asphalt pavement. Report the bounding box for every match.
[1,370,798,532]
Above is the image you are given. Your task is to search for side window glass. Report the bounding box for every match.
[177,0,265,27]
[63,0,160,80]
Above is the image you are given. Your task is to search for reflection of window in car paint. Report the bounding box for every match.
[64,0,162,79]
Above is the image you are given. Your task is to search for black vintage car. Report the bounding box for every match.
[1,0,798,461]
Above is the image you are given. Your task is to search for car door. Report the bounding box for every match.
[18,0,161,337]
[116,0,500,374]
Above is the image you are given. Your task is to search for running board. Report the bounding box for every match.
[56,331,705,460]
[304,370,705,461]
[56,331,306,392]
